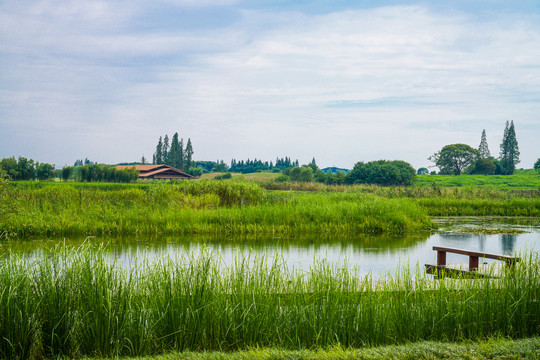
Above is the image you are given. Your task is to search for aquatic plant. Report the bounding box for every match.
[0,245,538,358]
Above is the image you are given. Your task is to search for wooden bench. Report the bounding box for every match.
[426,246,519,278]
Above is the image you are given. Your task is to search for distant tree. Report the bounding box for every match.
[472,158,496,175]
[163,135,169,165]
[491,158,503,175]
[36,162,55,180]
[16,157,35,180]
[534,158,540,173]
[61,166,74,181]
[187,166,203,177]
[213,160,228,172]
[478,129,491,159]
[141,155,147,165]
[429,144,480,175]
[347,160,416,186]
[289,166,314,182]
[195,161,217,173]
[1,157,18,179]
[417,167,429,175]
[499,120,520,175]
[168,133,182,168]
[185,138,194,170]
[154,136,163,164]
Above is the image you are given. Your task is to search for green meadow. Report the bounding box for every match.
[415,173,540,190]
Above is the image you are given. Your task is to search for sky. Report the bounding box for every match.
[1,0,539,170]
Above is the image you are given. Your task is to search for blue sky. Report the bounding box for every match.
[1,0,539,170]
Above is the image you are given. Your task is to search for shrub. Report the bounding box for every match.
[214,172,232,180]
[347,160,416,186]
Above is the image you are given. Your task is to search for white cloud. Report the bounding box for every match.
[1,2,539,168]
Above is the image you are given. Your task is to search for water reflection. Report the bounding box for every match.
[0,232,431,255]
[1,223,539,278]
[501,234,517,253]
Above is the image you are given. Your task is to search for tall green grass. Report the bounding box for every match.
[2,179,538,239]
[1,181,434,238]
[1,245,538,358]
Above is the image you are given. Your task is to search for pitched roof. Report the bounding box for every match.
[115,165,164,171]
[115,164,193,179]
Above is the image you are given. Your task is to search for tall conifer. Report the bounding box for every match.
[155,136,163,164]
[169,133,180,168]
[499,120,520,175]
[185,138,194,170]
[478,129,490,159]
[163,135,169,166]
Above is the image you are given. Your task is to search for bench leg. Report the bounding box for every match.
[437,251,446,266]
[469,256,479,270]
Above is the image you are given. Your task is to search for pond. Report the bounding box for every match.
[2,217,539,278]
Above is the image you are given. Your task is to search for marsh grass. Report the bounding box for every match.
[1,245,538,358]
[1,182,434,238]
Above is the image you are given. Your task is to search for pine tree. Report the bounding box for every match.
[163,135,169,166]
[178,137,184,170]
[169,133,180,168]
[499,120,520,175]
[185,138,193,170]
[154,136,163,164]
[478,129,490,159]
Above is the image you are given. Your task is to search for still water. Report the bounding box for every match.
[2,217,539,278]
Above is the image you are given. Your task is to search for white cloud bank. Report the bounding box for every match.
[0,1,539,168]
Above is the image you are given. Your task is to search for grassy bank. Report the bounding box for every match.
[0,180,434,238]
[90,337,540,360]
[1,245,538,358]
[416,173,540,190]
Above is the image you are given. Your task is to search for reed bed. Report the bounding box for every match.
[1,245,538,359]
[0,181,434,238]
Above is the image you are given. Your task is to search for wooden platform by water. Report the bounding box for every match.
[425,246,519,278]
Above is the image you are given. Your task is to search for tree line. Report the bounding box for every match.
[0,157,139,183]
[429,121,522,175]
[229,157,300,173]
[275,158,416,186]
[0,156,56,180]
[152,133,194,172]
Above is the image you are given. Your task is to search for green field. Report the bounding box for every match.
[2,245,538,358]
[416,173,540,190]
[199,171,280,182]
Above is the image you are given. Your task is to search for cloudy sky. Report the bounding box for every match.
[1,0,539,170]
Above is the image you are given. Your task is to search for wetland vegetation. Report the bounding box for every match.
[1,245,539,359]
[2,177,539,239]
[1,171,539,359]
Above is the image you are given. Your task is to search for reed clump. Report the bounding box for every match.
[1,245,538,358]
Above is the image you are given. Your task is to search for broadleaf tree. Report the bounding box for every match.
[429,144,480,175]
